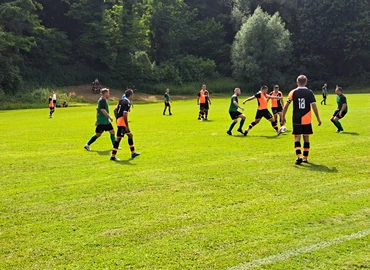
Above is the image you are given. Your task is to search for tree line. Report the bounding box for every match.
[1,0,370,94]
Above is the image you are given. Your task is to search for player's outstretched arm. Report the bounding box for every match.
[311,103,322,126]
[243,96,255,104]
[281,102,290,126]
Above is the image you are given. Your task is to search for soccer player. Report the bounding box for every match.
[84,88,116,151]
[330,87,348,133]
[111,89,140,160]
[242,86,282,136]
[197,84,211,120]
[52,92,57,108]
[321,83,328,105]
[163,88,172,115]
[281,75,322,165]
[269,85,285,128]
[48,94,55,118]
[227,88,246,135]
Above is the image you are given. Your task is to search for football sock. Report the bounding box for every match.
[111,138,122,157]
[163,108,166,114]
[331,119,339,129]
[272,121,278,131]
[303,142,310,160]
[335,120,344,131]
[110,134,116,145]
[248,121,257,130]
[205,111,208,119]
[295,141,302,158]
[239,119,245,130]
[229,122,237,132]
[169,108,171,114]
[128,138,135,154]
[87,135,98,145]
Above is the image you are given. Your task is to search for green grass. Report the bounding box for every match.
[1,94,370,269]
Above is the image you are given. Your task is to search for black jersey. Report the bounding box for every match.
[287,87,316,125]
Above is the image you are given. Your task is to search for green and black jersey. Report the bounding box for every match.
[229,95,239,112]
[97,98,110,125]
[164,93,170,102]
[336,94,348,112]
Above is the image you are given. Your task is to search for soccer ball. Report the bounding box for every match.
[280,126,287,133]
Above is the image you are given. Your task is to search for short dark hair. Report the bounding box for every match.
[336,87,343,92]
[261,85,268,90]
[101,88,109,94]
[125,89,133,98]
[297,75,307,85]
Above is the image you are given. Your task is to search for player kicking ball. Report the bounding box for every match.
[227,88,246,135]
[110,89,140,161]
[242,86,283,136]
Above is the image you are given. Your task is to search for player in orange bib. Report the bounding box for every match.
[268,85,285,129]
[242,86,283,136]
[281,75,322,165]
[197,84,211,120]
[48,94,55,118]
[110,89,140,161]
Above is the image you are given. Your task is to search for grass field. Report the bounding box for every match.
[1,93,370,269]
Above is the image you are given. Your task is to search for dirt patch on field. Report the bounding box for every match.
[62,85,190,103]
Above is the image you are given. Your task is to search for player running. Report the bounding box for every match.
[197,85,211,120]
[269,85,285,129]
[111,89,140,161]
[48,94,55,118]
[163,88,172,115]
[227,88,246,135]
[242,86,283,136]
[84,88,116,151]
[330,87,348,133]
[320,83,328,105]
[281,75,322,165]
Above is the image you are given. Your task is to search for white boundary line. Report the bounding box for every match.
[228,228,370,270]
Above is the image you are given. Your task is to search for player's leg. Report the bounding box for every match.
[267,110,279,133]
[198,106,204,120]
[163,103,167,115]
[169,103,172,115]
[204,108,209,120]
[244,116,260,136]
[227,118,238,135]
[108,127,116,146]
[111,134,123,161]
[294,135,303,165]
[127,133,140,158]
[85,129,102,150]
[303,135,310,163]
[330,110,343,132]
[277,112,283,127]
[237,114,246,134]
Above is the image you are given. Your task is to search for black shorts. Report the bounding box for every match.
[164,102,170,107]
[333,109,347,119]
[200,103,209,110]
[322,94,327,99]
[272,107,283,114]
[255,109,273,120]
[53,100,56,105]
[292,124,313,135]
[95,123,114,133]
[229,111,242,120]
[117,126,129,137]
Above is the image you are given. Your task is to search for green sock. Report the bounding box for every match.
[229,122,237,132]
[239,119,245,130]
[110,133,116,145]
[336,120,344,131]
[87,135,98,145]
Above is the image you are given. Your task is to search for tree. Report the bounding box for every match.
[231,6,292,88]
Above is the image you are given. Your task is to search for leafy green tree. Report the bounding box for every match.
[231,6,292,87]
[0,0,40,92]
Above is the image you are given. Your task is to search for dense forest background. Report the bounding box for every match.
[1,0,370,95]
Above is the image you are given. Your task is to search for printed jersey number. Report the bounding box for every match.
[298,98,306,109]
[117,105,122,114]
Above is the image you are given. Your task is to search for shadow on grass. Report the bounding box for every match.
[341,132,360,136]
[298,163,338,173]
[114,159,136,166]
[90,150,111,156]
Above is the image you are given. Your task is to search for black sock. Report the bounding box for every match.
[239,119,245,130]
[87,135,98,145]
[228,122,237,132]
[303,142,310,159]
[295,141,302,158]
